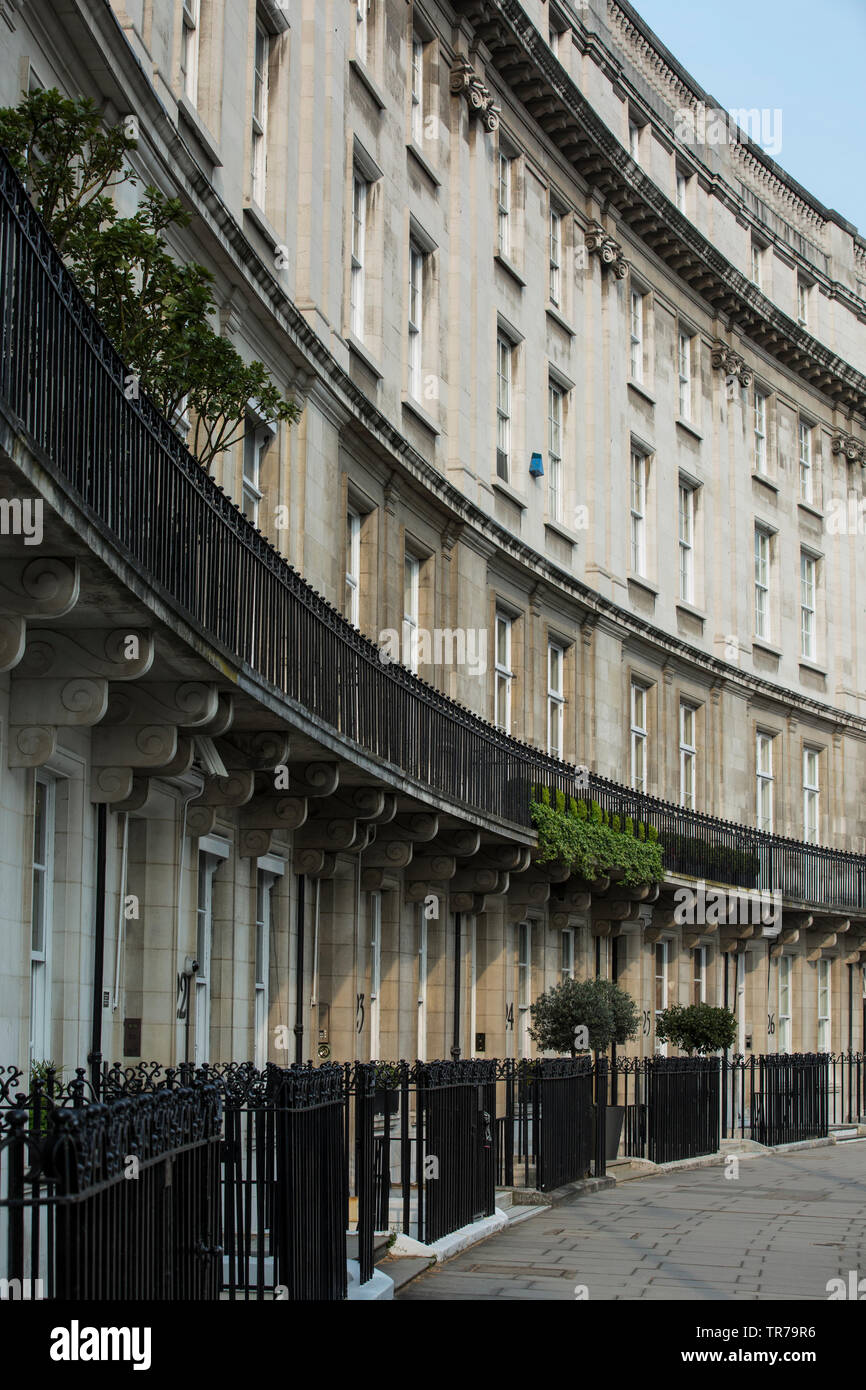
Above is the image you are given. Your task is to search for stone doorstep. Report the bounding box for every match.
[829,1124,864,1141]
[346,1229,391,1263]
[375,1254,433,1295]
[501,1176,616,1206]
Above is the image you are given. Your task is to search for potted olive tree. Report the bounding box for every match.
[529,977,638,1160]
[655,1003,737,1055]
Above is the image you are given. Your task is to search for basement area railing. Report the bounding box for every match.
[0,148,864,903]
[0,1055,861,1300]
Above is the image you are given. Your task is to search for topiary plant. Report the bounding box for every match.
[529,977,639,1055]
[655,1003,737,1055]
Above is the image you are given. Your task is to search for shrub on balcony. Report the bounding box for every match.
[0,90,301,468]
[529,977,639,1055]
[655,1003,737,1056]
[530,788,663,887]
[661,832,761,888]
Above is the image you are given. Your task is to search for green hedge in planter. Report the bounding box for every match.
[530,788,663,887]
[661,832,761,888]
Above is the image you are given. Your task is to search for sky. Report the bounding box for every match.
[628,0,866,233]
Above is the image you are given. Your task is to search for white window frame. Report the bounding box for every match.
[798,421,813,504]
[242,416,273,525]
[549,207,562,306]
[560,928,575,981]
[29,773,55,1066]
[417,907,428,1060]
[778,955,792,1053]
[254,857,285,1069]
[408,242,424,400]
[494,611,513,733]
[679,701,696,811]
[753,388,767,473]
[195,841,229,1064]
[496,333,512,481]
[517,921,531,1058]
[547,641,565,758]
[654,940,668,1050]
[630,450,647,575]
[803,747,819,845]
[629,119,641,163]
[181,0,201,105]
[629,289,644,382]
[797,279,809,328]
[403,552,420,673]
[751,241,763,288]
[677,330,692,421]
[369,890,382,1060]
[410,33,425,146]
[497,151,512,258]
[355,0,371,66]
[678,481,694,603]
[630,681,647,792]
[756,732,774,832]
[691,946,706,1006]
[251,20,269,206]
[817,958,830,1052]
[345,507,361,627]
[800,551,816,661]
[350,172,368,340]
[754,526,770,640]
[547,380,563,523]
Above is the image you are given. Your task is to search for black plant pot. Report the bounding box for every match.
[593,1104,626,1161]
[373,1087,399,1117]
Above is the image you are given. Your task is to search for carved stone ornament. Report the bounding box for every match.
[710,340,753,388]
[831,432,866,466]
[584,221,628,278]
[450,57,501,132]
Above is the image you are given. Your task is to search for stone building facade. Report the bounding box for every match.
[1,0,866,1076]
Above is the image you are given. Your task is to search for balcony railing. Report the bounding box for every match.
[0,148,864,908]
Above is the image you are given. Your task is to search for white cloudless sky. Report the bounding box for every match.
[628,0,866,233]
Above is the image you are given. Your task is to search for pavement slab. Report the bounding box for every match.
[396,1143,866,1301]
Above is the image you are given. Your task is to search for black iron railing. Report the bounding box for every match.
[2,1053,858,1300]
[0,148,864,901]
[586,773,866,906]
[0,1079,222,1300]
[721,1053,831,1145]
[349,1059,498,1269]
[99,1060,348,1301]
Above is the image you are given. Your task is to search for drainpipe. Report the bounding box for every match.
[111,813,129,1011]
[88,803,108,1096]
[450,911,462,1059]
[294,872,305,1064]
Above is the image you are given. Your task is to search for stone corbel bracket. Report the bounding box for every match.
[584,221,628,278]
[831,432,866,466]
[450,56,501,131]
[711,340,753,388]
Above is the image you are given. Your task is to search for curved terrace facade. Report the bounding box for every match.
[0,0,865,1074]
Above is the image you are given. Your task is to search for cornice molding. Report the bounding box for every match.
[453,0,866,423]
[58,0,866,750]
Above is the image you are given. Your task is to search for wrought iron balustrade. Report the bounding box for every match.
[0,148,864,904]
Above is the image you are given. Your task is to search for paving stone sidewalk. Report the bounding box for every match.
[396,1142,866,1300]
